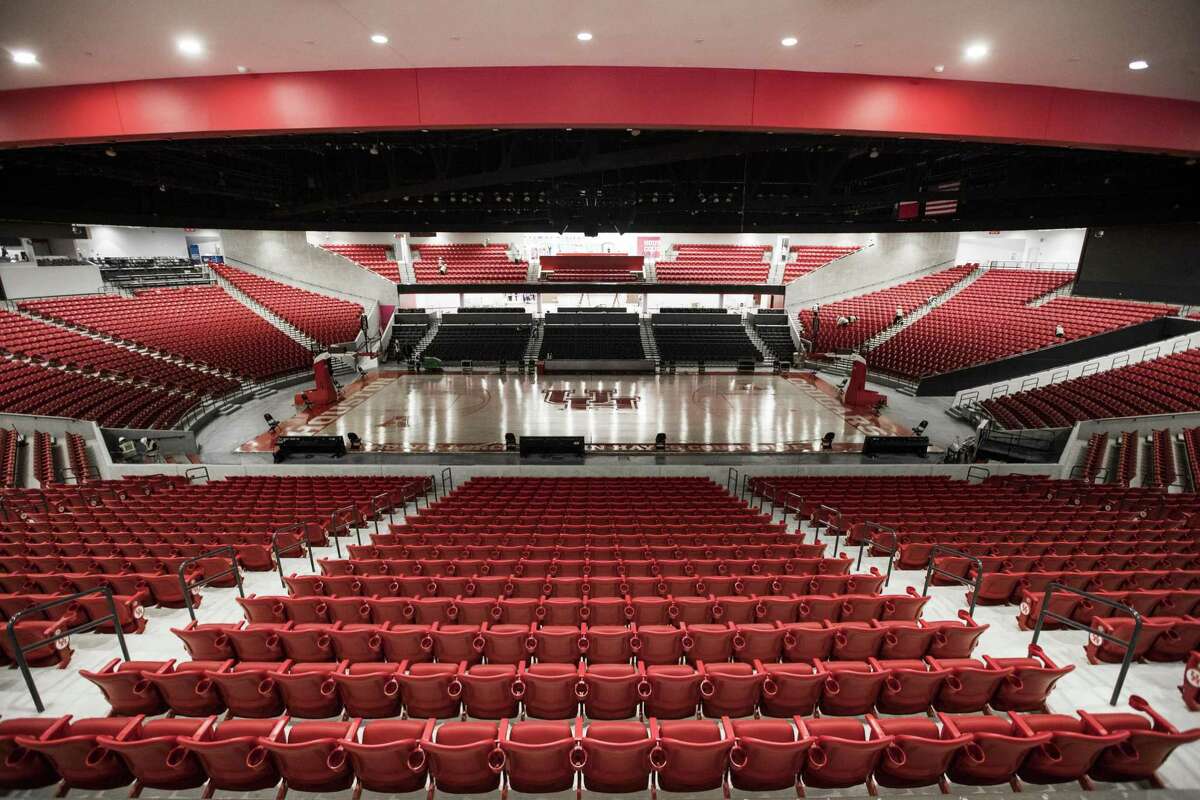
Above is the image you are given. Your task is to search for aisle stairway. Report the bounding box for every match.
[860,264,985,352]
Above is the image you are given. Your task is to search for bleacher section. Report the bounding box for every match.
[3,474,1194,799]
[539,254,644,282]
[539,313,644,360]
[96,257,210,290]
[387,310,430,361]
[0,428,18,487]
[20,287,312,381]
[655,243,771,283]
[0,309,239,396]
[981,349,1200,429]
[213,264,362,346]
[422,312,532,363]
[799,265,976,354]
[782,244,861,282]
[868,269,1175,378]
[651,312,761,362]
[751,311,796,362]
[412,243,527,283]
[321,243,403,282]
[0,358,201,429]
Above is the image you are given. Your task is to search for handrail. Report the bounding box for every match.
[330,505,364,557]
[758,482,775,512]
[726,467,739,495]
[429,473,439,502]
[812,505,844,555]
[855,522,898,587]
[7,586,131,712]
[739,473,750,501]
[779,491,805,534]
[370,491,396,537]
[1030,582,1141,706]
[922,545,984,616]
[272,522,318,588]
[440,467,454,496]
[178,546,244,622]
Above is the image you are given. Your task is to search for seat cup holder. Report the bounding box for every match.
[245,745,267,769]
[406,747,426,772]
[885,744,907,766]
[164,746,188,769]
[447,679,463,698]
[320,678,337,696]
[511,679,526,698]
[487,747,506,773]
[807,744,828,768]
[648,745,667,771]
[964,742,986,764]
[472,635,486,653]
[574,679,589,699]
[257,678,277,695]
[84,746,111,769]
[637,679,653,699]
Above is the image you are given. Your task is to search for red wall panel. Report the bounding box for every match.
[0,66,1196,153]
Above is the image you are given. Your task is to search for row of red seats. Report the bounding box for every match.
[20,287,313,380]
[798,265,976,353]
[0,427,17,487]
[212,263,363,346]
[781,245,860,282]
[1187,427,1200,491]
[968,569,1200,605]
[240,590,926,627]
[6,702,1192,796]
[32,431,54,486]
[320,243,403,282]
[983,350,1200,429]
[655,244,772,284]
[324,552,846,576]
[1116,431,1139,486]
[178,615,978,667]
[412,243,527,284]
[1017,588,1200,633]
[900,542,1196,571]
[868,270,1174,378]
[1080,432,1109,481]
[0,572,197,612]
[0,543,290,572]
[0,357,201,429]
[1147,429,1178,489]
[83,647,1061,724]
[1087,616,1200,664]
[0,592,146,668]
[0,309,238,396]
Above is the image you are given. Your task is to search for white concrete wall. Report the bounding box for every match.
[783,232,960,316]
[0,414,115,481]
[0,263,104,298]
[221,229,399,336]
[953,326,1200,407]
[955,228,1084,268]
[78,226,194,259]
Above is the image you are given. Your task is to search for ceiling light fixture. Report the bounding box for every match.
[176,36,205,56]
[104,147,117,158]
[576,31,593,41]
[11,50,38,66]
[781,36,798,47]
[236,65,248,73]
[933,64,945,73]
[1128,59,1149,70]
[370,33,389,44]
[963,41,989,61]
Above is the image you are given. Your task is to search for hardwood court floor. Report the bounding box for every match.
[238,371,912,454]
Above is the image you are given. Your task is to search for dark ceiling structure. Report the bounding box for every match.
[1,129,1196,233]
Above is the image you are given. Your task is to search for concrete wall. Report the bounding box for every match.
[0,263,104,298]
[955,228,1084,268]
[78,225,195,259]
[221,229,398,336]
[0,413,115,481]
[783,231,959,316]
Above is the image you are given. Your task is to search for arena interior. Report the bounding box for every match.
[1,1,1200,798]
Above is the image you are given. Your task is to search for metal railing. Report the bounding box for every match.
[329,505,364,557]
[370,491,398,537]
[1030,583,1141,706]
[440,467,454,496]
[855,522,898,587]
[178,546,244,621]
[8,587,131,712]
[922,545,984,616]
[726,467,739,495]
[185,466,211,483]
[811,505,844,555]
[272,522,318,588]
[966,465,990,484]
[1069,464,1110,483]
[780,492,805,534]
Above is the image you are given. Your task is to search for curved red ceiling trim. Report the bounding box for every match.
[0,66,1196,153]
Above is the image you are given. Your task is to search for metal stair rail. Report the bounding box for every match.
[8,587,131,712]
[178,546,245,622]
[855,522,898,587]
[922,545,984,616]
[272,522,320,587]
[1030,583,1142,705]
[811,505,846,555]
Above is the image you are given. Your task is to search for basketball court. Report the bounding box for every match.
[238,371,912,454]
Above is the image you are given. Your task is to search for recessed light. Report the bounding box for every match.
[236,65,248,73]
[370,33,389,44]
[1128,59,1149,70]
[963,41,989,61]
[933,64,945,73]
[11,50,37,66]
[576,31,593,41]
[176,36,205,56]
[781,36,798,47]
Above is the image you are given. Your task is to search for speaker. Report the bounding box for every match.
[274,435,347,463]
[519,436,585,457]
[862,435,929,458]
[654,433,667,451]
[737,359,756,373]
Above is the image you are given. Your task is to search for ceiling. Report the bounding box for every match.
[2,0,1199,100]
[2,129,1195,233]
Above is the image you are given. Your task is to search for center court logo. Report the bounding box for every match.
[543,387,639,410]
